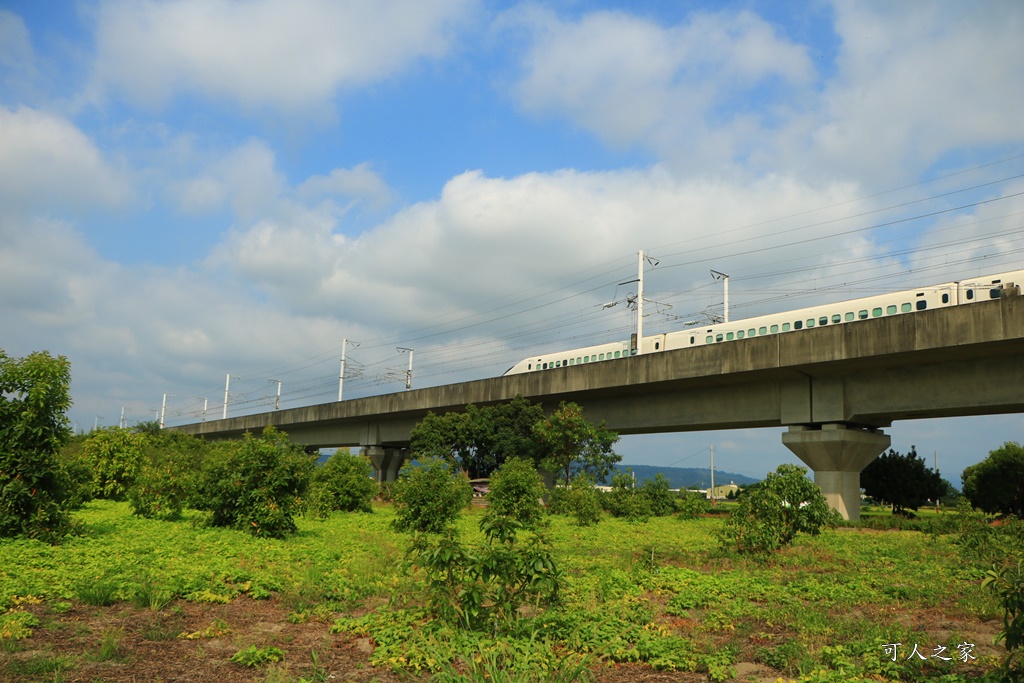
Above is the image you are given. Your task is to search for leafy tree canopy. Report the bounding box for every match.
[860,446,944,515]
[0,349,74,542]
[410,396,544,479]
[533,401,620,486]
[962,442,1024,517]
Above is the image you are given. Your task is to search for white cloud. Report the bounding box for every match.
[297,164,394,209]
[90,0,476,111]
[0,106,131,212]
[816,2,1024,179]
[501,7,814,164]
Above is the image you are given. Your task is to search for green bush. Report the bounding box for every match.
[605,470,651,522]
[676,491,709,520]
[0,349,75,543]
[392,457,472,534]
[192,427,314,539]
[565,474,602,527]
[57,436,95,509]
[485,457,545,530]
[306,450,378,518]
[128,431,205,519]
[639,473,676,517]
[718,464,840,555]
[81,427,146,500]
[983,561,1024,680]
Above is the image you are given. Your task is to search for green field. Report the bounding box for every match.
[0,500,1012,682]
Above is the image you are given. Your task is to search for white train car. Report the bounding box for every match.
[503,269,1023,376]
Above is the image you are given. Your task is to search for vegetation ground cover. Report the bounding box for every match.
[0,499,1013,682]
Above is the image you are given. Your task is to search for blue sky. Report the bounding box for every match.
[2,0,1023,482]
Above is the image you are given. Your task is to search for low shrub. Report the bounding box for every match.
[565,474,602,527]
[306,450,378,518]
[128,431,205,519]
[81,427,146,501]
[485,457,545,529]
[192,427,314,539]
[718,463,840,555]
[605,470,651,522]
[639,473,676,517]
[392,457,472,534]
[676,491,709,520]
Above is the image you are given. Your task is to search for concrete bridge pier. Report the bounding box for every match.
[364,446,409,483]
[782,424,890,521]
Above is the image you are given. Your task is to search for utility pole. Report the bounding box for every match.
[120,406,126,429]
[223,374,238,420]
[338,338,359,401]
[160,393,173,429]
[397,347,414,390]
[199,397,208,422]
[268,379,281,410]
[636,250,644,354]
[94,415,102,431]
[710,444,716,506]
[711,270,730,323]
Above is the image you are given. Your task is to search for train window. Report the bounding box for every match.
[614,351,621,358]
[706,335,713,343]
[966,289,974,300]
[872,307,883,317]
[756,326,766,335]
[567,358,573,366]
[942,293,949,303]
[542,362,548,369]
[901,303,912,313]
[577,357,583,364]
[528,363,532,370]
[654,342,660,350]
[845,312,854,322]
[859,310,869,319]
[583,356,589,363]
[726,332,734,340]
[794,320,803,330]
[748,328,756,337]
[737,330,745,339]
[819,317,828,326]
[716,334,724,342]
[806,319,815,327]
[771,324,779,333]
[916,300,927,310]
[782,322,791,331]
[832,314,841,324]
[690,336,695,344]
[599,353,605,361]
[990,288,1002,299]
[887,305,897,315]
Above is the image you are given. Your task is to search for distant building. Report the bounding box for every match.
[706,483,739,500]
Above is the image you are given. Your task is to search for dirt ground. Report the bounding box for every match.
[0,596,1002,682]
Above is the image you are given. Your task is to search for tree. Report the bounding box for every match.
[391,457,472,534]
[0,349,74,542]
[81,427,146,500]
[533,401,620,486]
[962,442,1024,517]
[605,469,651,522]
[128,430,207,519]
[640,473,676,517]
[409,397,544,479]
[192,427,314,538]
[484,457,545,530]
[860,447,944,515]
[306,451,379,517]
[719,464,840,555]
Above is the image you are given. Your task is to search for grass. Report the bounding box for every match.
[0,499,1011,682]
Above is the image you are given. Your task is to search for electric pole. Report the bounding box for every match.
[223,374,238,420]
[397,347,414,390]
[710,444,716,506]
[711,270,730,323]
[269,379,281,410]
[338,338,359,401]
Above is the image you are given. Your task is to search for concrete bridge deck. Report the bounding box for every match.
[174,292,1024,519]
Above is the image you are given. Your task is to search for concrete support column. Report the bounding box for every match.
[781,424,890,521]
[364,446,409,483]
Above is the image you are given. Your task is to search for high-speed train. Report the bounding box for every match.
[503,269,1023,376]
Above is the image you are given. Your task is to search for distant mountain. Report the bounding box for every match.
[610,464,759,489]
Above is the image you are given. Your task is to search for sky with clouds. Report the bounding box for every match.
[2,0,1023,482]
